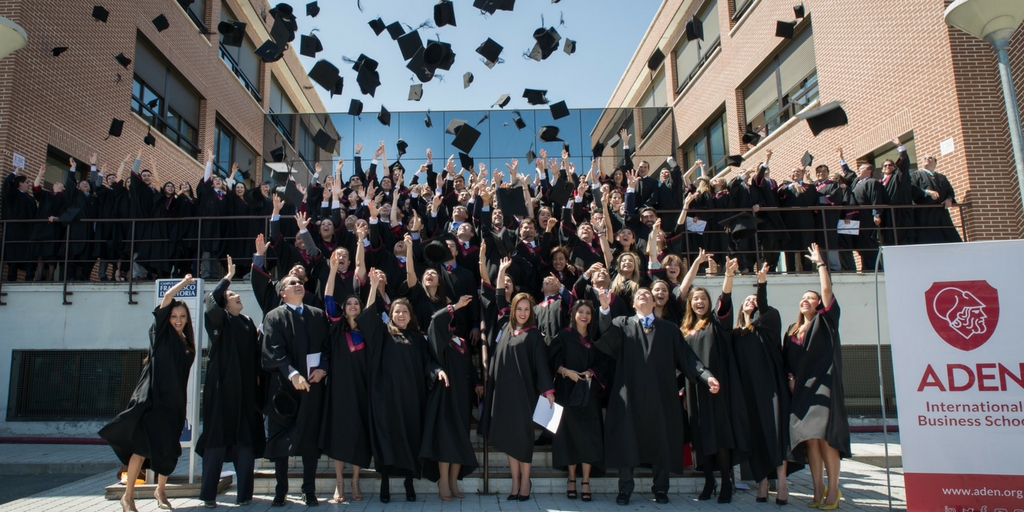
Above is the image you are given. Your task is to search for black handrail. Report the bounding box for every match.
[219,44,262,102]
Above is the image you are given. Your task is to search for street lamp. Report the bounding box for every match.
[0,16,28,59]
[945,0,1024,212]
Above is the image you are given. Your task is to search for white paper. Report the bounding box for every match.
[306,352,321,371]
[532,396,563,434]
[939,137,955,156]
[685,216,707,234]
[837,219,860,236]
[11,153,25,169]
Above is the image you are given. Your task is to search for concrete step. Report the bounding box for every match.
[254,447,559,471]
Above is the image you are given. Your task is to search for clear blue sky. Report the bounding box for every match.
[296,0,663,113]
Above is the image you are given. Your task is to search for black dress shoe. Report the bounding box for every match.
[404,477,416,502]
[271,494,286,507]
[616,492,631,505]
[654,491,669,504]
[300,494,319,506]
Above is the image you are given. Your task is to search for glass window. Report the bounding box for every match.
[214,120,258,181]
[219,2,260,101]
[743,25,816,139]
[131,38,202,159]
[733,0,754,20]
[674,0,721,91]
[298,122,315,170]
[683,111,728,173]
[269,76,296,142]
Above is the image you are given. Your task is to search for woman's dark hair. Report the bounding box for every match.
[340,295,362,333]
[509,292,537,330]
[680,286,712,333]
[569,299,596,338]
[787,290,822,337]
[388,298,422,336]
[166,299,196,354]
[650,278,683,321]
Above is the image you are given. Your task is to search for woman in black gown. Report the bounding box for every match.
[733,262,796,504]
[99,275,196,512]
[321,251,371,503]
[548,300,610,502]
[680,256,748,503]
[784,243,849,510]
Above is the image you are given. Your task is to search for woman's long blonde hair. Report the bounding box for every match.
[610,252,641,297]
[680,287,712,334]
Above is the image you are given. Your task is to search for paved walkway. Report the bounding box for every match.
[0,433,906,511]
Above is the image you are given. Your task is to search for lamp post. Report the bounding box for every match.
[945,0,1024,213]
[0,16,28,59]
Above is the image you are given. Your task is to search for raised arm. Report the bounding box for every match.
[160,275,195,309]
[807,242,833,306]
[722,257,738,295]
[404,232,417,288]
[679,248,712,299]
[479,239,490,286]
[354,224,368,285]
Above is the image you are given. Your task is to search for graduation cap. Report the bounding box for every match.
[352,54,378,72]
[686,15,704,41]
[306,1,320,17]
[434,0,456,27]
[385,21,405,40]
[356,66,381,96]
[451,124,481,153]
[92,5,109,22]
[299,34,323,58]
[368,18,386,35]
[114,52,132,67]
[377,105,391,126]
[538,126,562,142]
[270,146,286,162]
[801,150,814,167]
[473,0,515,14]
[255,40,284,62]
[796,101,848,136]
[237,168,252,181]
[742,129,761,145]
[463,72,474,88]
[530,27,561,61]
[51,47,69,57]
[446,118,468,135]
[562,143,571,157]
[307,60,341,92]
[218,21,247,47]
[144,129,157,147]
[726,154,744,167]
[406,47,435,82]
[647,48,665,70]
[271,390,298,419]
[348,99,363,117]
[476,38,503,67]
[496,187,529,217]
[108,118,124,138]
[409,84,423,101]
[512,114,526,130]
[59,207,83,224]
[523,88,548,105]
[389,160,406,173]
[719,211,764,241]
[313,129,337,153]
[424,40,455,70]
[284,179,304,207]
[152,14,169,32]
[424,111,433,128]
[458,152,473,171]
[563,38,576,55]
[494,94,511,108]
[549,100,569,120]
[397,139,409,157]
[776,20,796,38]
[525,149,537,162]
[397,30,423,61]
[592,142,605,158]
[423,238,451,264]
[794,3,806,18]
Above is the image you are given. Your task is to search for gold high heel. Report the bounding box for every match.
[808,490,826,508]
[154,489,173,510]
[819,489,842,510]
[120,495,138,512]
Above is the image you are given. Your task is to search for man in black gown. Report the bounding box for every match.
[261,275,330,506]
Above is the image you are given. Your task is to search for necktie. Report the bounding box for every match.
[882,175,891,186]
[445,264,453,272]
[295,306,303,315]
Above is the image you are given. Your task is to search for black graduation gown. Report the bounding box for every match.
[910,170,962,244]
[2,172,39,264]
[683,293,749,467]
[30,189,66,261]
[128,169,159,251]
[778,182,819,252]
[196,178,228,256]
[138,194,176,273]
[420,307,479,482]
[358,302,439,476]
[883,149,917,245]
[595,313,712,472]
[197,278,265,457]
[261,303,329,459]
[751,167,788,242]
[535,292,571,341]
[62,172,100,260]
[401,283,446,333]
[319,303,372,468]
[479,324,554,463]
[96,182,130,259]
[548,328,610,469]
[172,194,198,269]
[813,180,844,252]
[732,283,799,480]
[785,297,851,461]
[99,305,195,475]
[226,192,255,273]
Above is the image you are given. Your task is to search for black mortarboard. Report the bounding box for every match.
[368,18,386,35]
[356,66,381,96]
[144,130,157,147]
[386,21,405,40]
[423,239,451,264]
[300,34,323,57]
[776,20,796,38]
[494,94,511,108]
[563,38,576,55]
[397,30,423,61]
[307,60,340,92]
[108,118,124,137]
[52,47,69,57]
[794,3,805,18]
[424,112,433,128]
[742,129,761,145]
[451,124,481,153]
[726,155,744,167]
[270,146,285,162]
[496,187,529,217]
[562,143,571,157]
[513,114,526,130]
[531,27,561,60]
[255,40,284,62]
[406,47,435,82]
[463,72,474,88]
[446,118,467,135]
[218,21,246,47]
[538,126,563,142]
[352,54,378,72]
[685,15,704,41]
[476,38,503,67]
[647,48,665,70]
[796,101,848,136]
[526,149,537,161]
[270,18,294,47]
[458,152,473,171]
[271,390,298,419]
[523,88,548,105]
[114,53,131,67]
[313,129,337,153]
[59,207,83,224]
[409,84,423,101]
[377,105,391,126]
[592,142,605,158]
[92,5,109,22]
[549,100,569,120]
[718,211,763,241]
[424,40,455,70]
[473,0,501,14]
[348,99,363,117]
[434,0,457,27]
[306,1,319,17]
[239,169,251,180]
[389,160,405,173]
[801,151,814,167]
[397,139,409,156]
[284,179,304,207]
[152,14,169,32]
[331,77,344,97]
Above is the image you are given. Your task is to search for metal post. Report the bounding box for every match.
[992,39,1024,220]
[127,220,138,305]
[62,227,73,305]
[0,225,7,306]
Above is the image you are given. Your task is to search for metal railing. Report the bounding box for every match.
[219,44,262,103]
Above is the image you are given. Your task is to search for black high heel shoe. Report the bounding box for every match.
[581,481,592,502]
[718,477,733,504]
[379,477,390,504]
[404,477,416,502]
[698,479,717,501]
[518,480,532,501]
[507,480,520,501]
[566,478,577,499]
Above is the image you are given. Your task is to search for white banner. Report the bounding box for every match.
[883,241,1024,512]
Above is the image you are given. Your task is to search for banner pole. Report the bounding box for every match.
[873,250,893,511]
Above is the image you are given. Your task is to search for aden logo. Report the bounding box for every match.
[924,281,999,351]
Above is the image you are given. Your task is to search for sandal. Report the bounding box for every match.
[581,481,592,502]
[566,478,577,500]
[352,478,363,501]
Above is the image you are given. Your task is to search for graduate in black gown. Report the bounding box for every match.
[733,262,798,504]
[784,243,849,510]
[594,286,721,506]
[680,255,749,503]
[320,251,371,504]
[420,296,479,502]
[197,256,264,507]
[548,300,611,502]
[99,275,196,512]
[359,270,445,504]
[2,165,39,281]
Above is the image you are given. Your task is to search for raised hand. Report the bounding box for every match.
[272,194,284,214]
[837,147,844,161]
[597,287,611,309]
[225,255,236,280]
[695,248,713,265]
[584,262,604,279]
[499,257,513,272]
[355,142,363,154]
[626,170,640,189]
[453,295,473,310]
[724,257,739,276]
[619,128,630,145]
[314,162,323,174]
[807,242,823,266]
[89,153,97,166]
[480,239,487,259]
[329,249,341,271]
[426,147,433,161]
[409,211,423,232]
[374,141,384,159]
[546,217,558,232]
[367,198,379,219]
[231,162,239,176]
[757,261,770,283]
[206,149,214,163]
[294,210,310,232]
[255,234,270,255]
[369,267,382,287]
